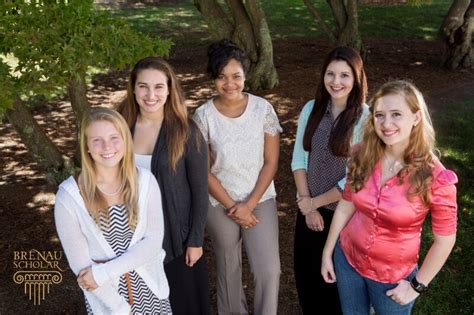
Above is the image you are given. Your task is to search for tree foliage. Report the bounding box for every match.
[0,1,171,184]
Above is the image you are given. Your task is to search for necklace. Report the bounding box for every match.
[97,181,124,196]
[384,152,404,173]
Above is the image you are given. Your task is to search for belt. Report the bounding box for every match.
[93,259,134,305]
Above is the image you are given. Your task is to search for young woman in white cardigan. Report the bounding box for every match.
[55,108,171,314]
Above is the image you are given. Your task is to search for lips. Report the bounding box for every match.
[382,130,398,137]
[101,153,116,159]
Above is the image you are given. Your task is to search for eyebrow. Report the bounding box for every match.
[136,81,165,86]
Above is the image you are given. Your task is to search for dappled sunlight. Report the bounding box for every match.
[27,191,55,214]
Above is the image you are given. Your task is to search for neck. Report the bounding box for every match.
[384,143,407,161]
[217,93,246,108]
[138,108,164,125]
[95,166,121,184]
[330,97,348,110]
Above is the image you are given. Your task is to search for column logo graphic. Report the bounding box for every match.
[13,249,65,305]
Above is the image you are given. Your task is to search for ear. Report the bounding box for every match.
[413,110,421,126]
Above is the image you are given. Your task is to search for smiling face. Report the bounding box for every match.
[214,58,245,101]
[374,93,421,150]
[134,69,169,115]
[324,60,355,106]
[86,120,125,170]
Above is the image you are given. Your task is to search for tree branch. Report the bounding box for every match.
[303,0,337,43]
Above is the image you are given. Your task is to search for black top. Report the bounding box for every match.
[134,121,208,264]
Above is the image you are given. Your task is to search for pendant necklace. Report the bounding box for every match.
[384,152,404,173]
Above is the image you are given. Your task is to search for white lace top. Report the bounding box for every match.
[193,93,282,207]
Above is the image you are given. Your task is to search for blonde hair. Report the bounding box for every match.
[348,80,436,204]
[79,107,139,229]
[118,57,190,171]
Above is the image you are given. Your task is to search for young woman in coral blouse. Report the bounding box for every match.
[321,80,458,314]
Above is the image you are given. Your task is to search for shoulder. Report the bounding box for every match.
[431,159,458,187]
[56,176,78,202]
[247,93,274,110]
[298,99,315,121]
[194,99,213,116]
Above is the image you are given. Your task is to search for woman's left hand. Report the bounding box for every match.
[386,280,419,305]
[185,247,203,267]
[77,267,98,291]
[228,202,255,222]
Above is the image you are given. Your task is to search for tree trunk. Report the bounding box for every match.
[192,0,233,39]
[440,0,474,70]
[193,0,279,90]
[303,0,364,57]
[245,0,279,90]
[67,73,91,164]
[5,98,76,185]
[328,0,364,54]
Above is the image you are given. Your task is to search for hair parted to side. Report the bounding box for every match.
[348,80,436,204]
[206,39,251,79]
[303,46,368,157]
[118,56,189,171]
[80,107,139,230]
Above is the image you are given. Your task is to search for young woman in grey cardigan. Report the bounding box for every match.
[118,57,210,315]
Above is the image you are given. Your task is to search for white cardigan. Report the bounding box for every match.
[54,167,169,314]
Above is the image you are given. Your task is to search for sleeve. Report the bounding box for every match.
[184,124,209,247]
[351,104,370,145]
[430,169,458,236]
[263,102,283,136]
[91,175,164,286]
[291,100,314,171]
[342,181,353,202]
[192,107,209,143]
[54,190,130,313]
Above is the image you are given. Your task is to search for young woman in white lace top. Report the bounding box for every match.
[193,39,282,315]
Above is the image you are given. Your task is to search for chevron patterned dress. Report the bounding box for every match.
[86,204,172,315]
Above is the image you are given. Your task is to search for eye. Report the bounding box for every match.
[374,113,384,119]
[342,73,350,78]
[392,112,402,118]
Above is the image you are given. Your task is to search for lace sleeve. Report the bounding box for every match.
[192,110,209,143]
[263,103,283,136]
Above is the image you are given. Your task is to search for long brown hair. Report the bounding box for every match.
[348,80,436,204]
[303,46,367,157]
[79,107,139,230]
[118,57,189,171]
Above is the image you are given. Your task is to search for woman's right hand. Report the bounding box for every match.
[321,253,337,283]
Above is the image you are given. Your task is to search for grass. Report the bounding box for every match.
[107,0,452,43]
[414,101,474,315]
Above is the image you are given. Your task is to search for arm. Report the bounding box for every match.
[91,175,164,286]
[184,125,209,266]
[386,168,458,304]
[321,199,356,283]
[54,192,130,313]
[386,233,456,305]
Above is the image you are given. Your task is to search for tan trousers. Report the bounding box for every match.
[207,198,281,315]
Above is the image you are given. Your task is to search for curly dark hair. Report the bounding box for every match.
[206,39,250,79]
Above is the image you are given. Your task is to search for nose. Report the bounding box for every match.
[146,88,156,99]
[102,140,112,150]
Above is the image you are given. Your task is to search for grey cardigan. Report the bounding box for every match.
[135,120,208,264]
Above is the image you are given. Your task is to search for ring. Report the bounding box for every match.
[244,226,248,229]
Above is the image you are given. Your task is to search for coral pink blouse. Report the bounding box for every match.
[340,159,458,284]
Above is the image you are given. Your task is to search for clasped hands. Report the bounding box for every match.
[227,201,259,229]
[297,196,324,232]
[77,266,98,292]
